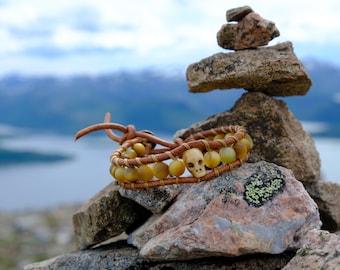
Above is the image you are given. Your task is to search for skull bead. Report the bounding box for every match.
[182,148,206,178]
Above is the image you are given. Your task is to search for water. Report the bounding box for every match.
[0,132,339,212]
[314,137,340,181]
[0,133,115,211]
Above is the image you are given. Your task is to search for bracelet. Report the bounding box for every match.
[75,113,253,189]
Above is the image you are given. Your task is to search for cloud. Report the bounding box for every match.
[0,0,339,75]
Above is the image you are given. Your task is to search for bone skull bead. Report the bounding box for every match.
[182,148,206,178]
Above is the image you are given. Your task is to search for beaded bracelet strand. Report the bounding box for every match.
[75,112,252,189]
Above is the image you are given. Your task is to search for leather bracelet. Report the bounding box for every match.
[75,113,252,189]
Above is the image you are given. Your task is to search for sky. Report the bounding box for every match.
[0,0,340,76]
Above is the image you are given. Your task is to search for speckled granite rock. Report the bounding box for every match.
[226,6,253,22]
[72,182,150,250]
[217,12,280,50]
[304,180,340,231]
[186,41,312,96]
[175,92,320,182]
[282,229,340,270]
[128,161,321,261]
[119,185,182,214]
[23,240,295,270]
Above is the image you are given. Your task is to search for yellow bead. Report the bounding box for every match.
[244,134,254,149]
[122,148,137,159]
[204,151,221,168]
[213,134,225,140]
[239,138,251,151]
[219,147,236,163]
[152,162,169,179]
[169,159,185,177]
[225,132,235,138]
[137,164,154,182]
[234,142,248,159]
[124,167,139,182]
[114,167,127,182]
[109,164,117,177]
[133,143,146,156]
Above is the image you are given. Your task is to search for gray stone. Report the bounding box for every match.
[119,185,182,214]
[186,41,312,96]
[226,6,254,22]
[282,229,340,270]
[23,241,141,270]
[72,182,150,250]
[175,92,321,182]
[217,12,280,50]
[304,180,340,231]
[23,240,295,270]
[129,162,321,261]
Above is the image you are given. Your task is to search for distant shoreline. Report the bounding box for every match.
[0,148,72,166]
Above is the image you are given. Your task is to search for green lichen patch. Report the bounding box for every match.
[243,163,285,207]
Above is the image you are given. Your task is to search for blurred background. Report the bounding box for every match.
[0,0,339,268]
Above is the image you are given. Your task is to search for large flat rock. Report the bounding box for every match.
[186,41,312,96]
[23,240,295,270]
[129,162,321,261]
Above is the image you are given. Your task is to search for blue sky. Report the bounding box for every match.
[1,0,340,76]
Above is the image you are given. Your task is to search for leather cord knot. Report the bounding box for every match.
[120,124,136,144]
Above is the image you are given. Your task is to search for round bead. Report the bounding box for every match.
[133,143,146,156]
[234,141,248,159]
[137,164,154,182]
[152,162,169,179]
[124,167,139,182]
[114,167,127,182]
[204,151,221,168]
[219,147,237,163]
[122,148,137,159]
[169,159,186,177]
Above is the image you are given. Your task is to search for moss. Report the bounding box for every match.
[243,163,285,207]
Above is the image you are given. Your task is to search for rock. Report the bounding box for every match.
[226,6,254,22]
[217,13,280,50]
[24,240,295,270]
[282,229,340,270]
[128,161,321,261]
[119,185,182,214]
[186,41,312,96]
[175,92,320,182]
[72,182,150,250]
[304,180,340,231]
[24,241,141,270]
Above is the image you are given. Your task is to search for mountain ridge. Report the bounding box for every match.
[0,59,339,137]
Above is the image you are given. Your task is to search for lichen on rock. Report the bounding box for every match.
[244,163,285,207]
[129,162,321,261]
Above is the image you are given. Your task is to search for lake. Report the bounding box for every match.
[0,131,339,212]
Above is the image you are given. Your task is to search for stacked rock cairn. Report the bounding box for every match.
[25,6,340,270]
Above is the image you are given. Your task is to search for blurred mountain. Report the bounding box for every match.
[283,60,340,137]
[0,59,339,137]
